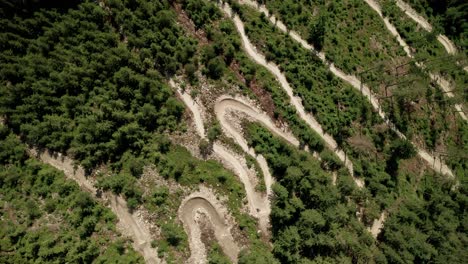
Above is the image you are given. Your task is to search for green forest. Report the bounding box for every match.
[1,0,467,263]
[246,122,467,263]
[406,0,467,49]
[0,126,143,263]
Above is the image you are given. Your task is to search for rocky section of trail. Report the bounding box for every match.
[237,0,455,177]
[28,149,161,264]
[178,187,239,264]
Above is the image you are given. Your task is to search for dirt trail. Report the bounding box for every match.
[212,144,270,231]
[237,0,458,237]
[215,96,300,152]
[364,0,466,122]
[369,211,387,238]
[178,188,239,264]
[171,80,207,139]
[238,0,455,177]
[28,149,160,264]
[172,80,270,234]
[219,1,364,187]
[395,0,457,54]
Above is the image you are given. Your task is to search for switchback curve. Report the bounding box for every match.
[178,188,239,264]
[171,80,270,233]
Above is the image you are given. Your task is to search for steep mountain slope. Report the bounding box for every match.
[0,0,466,263]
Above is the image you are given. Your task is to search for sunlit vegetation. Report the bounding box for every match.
[380,0,467,103]
[236,3,430,213]
[0,127,143,263]
[180,0,326,151]
[246,122,377,262]
[246,121,467,263]
[260,0,406,73]
[0,0,195,171]
[405,0,467,49]
[243,1,468,175]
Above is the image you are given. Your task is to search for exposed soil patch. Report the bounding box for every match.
[249,78,276,119]
[347,134,377,157]
[229,60,277,120]
[173,3,209,45]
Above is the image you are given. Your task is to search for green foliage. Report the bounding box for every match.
[307,12,326,51]
[378,175,467,263]
[161,221,187,248]
[244,96,466,262]
[246,123,375,262]
[238,4,382,143]
[0,0,195,171]
[208,243,231,264]
[0,137,142,263]
[381,0,467,104]
[0,127,26,165]
[185,63,198,83]
[319,149,343,171]
[97,173,143,209]
[385,139,416,176]
[238,243,279,264]
[150,186,170,206]
[406,0,467,48]
[154,144,245,216]
[262,0,405,73]
[182,0,221,29]
[254,0,467,178]
[199,139,213,158]
[206,57,226,79]
[207,123,222,142]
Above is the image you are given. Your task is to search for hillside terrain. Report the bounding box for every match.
[0,0,466,263]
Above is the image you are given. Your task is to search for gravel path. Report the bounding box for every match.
[178,188,239,264]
